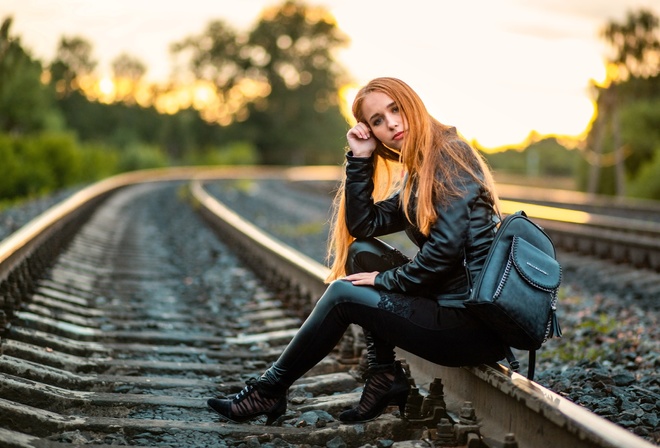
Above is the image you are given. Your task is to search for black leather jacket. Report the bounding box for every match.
[344,146,498,308]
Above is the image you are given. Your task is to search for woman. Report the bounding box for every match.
[207,77,507,425]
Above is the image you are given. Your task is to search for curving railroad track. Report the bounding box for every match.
[0,167,657,447]
[284,167,660,272]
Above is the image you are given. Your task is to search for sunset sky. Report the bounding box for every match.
[5,0,660,148]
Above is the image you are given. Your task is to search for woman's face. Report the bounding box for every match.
[361,91,408,150]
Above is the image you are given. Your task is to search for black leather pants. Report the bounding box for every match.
[258,238,506,395]
[344,239,412,371]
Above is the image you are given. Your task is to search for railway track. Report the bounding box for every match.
[284,167,660,272]
[0,167,657,447]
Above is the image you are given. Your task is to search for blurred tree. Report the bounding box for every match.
[0,17,61,134]
[601,9,660,80]
[620,95,660,173]
[172,0,350,165]
[171,20,265,127]
[112,52,147,81]
[171,19,243,91]
[50,35,97,97]
[111,53,147,104]
[482,137,577,179]
[54,87,238,162]
[243,0,350,165]
[583,9,660,197]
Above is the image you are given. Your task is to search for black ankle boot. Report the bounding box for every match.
[207,378,287,425]
[339,361,410,423]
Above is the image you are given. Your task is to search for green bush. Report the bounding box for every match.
[118,143,169,172]
[79,142,120,181]
[628,149,660,200]
[0,131,123,203]
[34,132,84,188]
[9,135,56,197]
[184,141,259,166]
[0,134,21,198]
[621,98,660,177]
[0,129,259,206]
[483,138,578,178]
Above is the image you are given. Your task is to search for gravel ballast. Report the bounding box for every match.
[2,179,658,445]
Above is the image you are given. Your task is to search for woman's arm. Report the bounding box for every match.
[374,176,482,294]
[344,154,406,238]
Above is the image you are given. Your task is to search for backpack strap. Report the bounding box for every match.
[528,349,536,380]
[504,347,520,373]
[504,347,536,380]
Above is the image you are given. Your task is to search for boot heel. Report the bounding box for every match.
[265,397,287,425]
[393,390,409,415]
[265,413,280,426]
[339,362,411,423]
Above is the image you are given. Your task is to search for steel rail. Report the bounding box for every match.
[0,168,294,279]
[0,167,287,333]
[278,165,660,270]
[0,166,657,447]
[189,177,655,448]
[0,167,653,448]
[2,165,658,318]
[496,183,660,216]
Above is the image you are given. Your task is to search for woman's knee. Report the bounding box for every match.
[318,280,355,308]
[316,280,380,311]
[346,238,399,274]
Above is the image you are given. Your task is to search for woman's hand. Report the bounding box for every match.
[347,122,377,158]
[343,271,379,286]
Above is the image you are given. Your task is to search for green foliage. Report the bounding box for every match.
[582,9,660,197]
[3,135,89,199]
[483,148,527,175]
[620,96,660,176]
[57,91,162,149]
[580,76,660,197]
[78,142,120,181]
[5,1,352,175]
[55,92,239,162]
[0,134,22,198]
[243,1,349,165]
[0,17,62,133]
[118,143,169,172]
[183,142,259,166]
[172,0,350,165]
[601,8,660,80]
[483,138,578,178]
[531,139,581,177]
[13,136,58,196]
[0,132,120,201]
[628,150,660,199]
[170,19,242,91]
[49,35,97,97]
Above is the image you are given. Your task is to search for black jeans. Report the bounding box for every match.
[259,238,506,394]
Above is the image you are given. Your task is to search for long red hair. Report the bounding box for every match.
[326,77,498,281]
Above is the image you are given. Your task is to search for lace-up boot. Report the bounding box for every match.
[207,378,287,425]
[339,360,410,423]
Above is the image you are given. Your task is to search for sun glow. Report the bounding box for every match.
[329,0,617,151]
[10,0,650,149]
[98,77,115,101]
[74,73,273,126]
[338,84,359,125]
[151,78,271,125]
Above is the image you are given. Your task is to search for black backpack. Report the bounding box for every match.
[465,211,562,379]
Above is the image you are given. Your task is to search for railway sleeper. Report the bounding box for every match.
[0,398,416,448]
[0,370,494,447]
[1,315,499,445]
[2,178,656,447]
